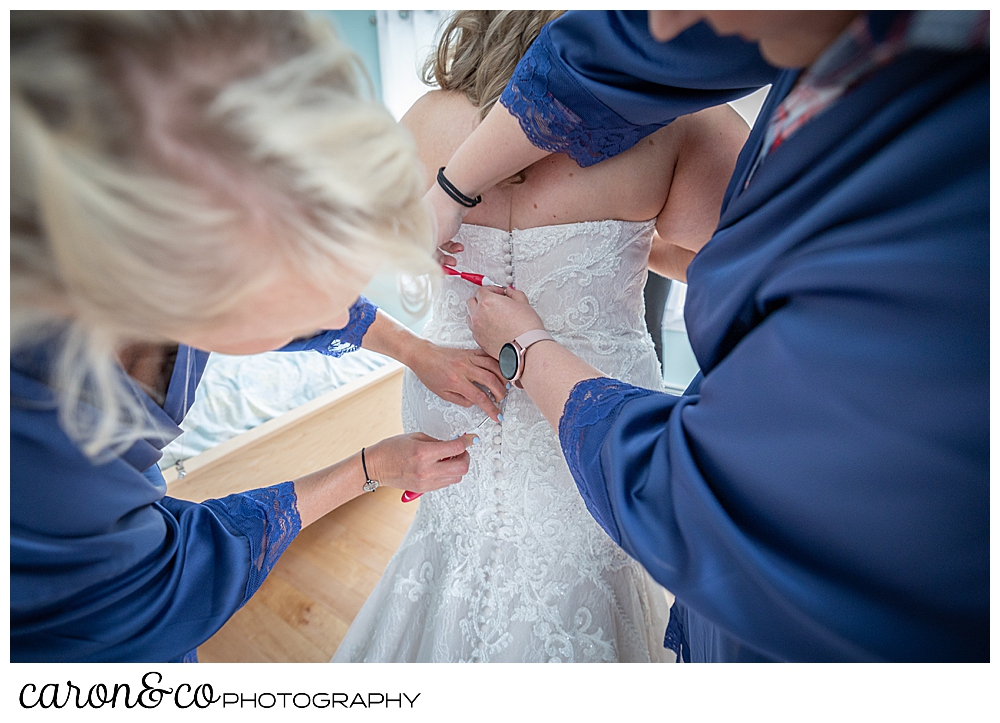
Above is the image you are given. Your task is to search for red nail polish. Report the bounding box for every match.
[401,490,422,503]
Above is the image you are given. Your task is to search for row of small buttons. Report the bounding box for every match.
[472,235,513,662]
[503,233,514,286]
[471,417,505,662]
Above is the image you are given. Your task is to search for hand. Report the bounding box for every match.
[364,432,478,493]
[466,286,546,358]
[409,342,507,421]
[435,239,464,268]
[424,182,468,260]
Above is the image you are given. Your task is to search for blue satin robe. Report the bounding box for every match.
[11,297,378,662]
[506,12,988,661]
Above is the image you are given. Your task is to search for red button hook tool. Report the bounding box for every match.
[441,265,503,288]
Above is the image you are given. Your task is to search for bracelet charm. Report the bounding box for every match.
[361,447,379,492]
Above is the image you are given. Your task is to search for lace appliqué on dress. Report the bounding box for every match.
[333,221,670,663]
[500,30,664,168]
[202,481,301,605]
[558,377,657,546]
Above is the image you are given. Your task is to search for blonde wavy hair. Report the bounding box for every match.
[422,10,565,121]
[11,10,436,458]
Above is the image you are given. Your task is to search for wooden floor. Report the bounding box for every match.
[198,487,417,663]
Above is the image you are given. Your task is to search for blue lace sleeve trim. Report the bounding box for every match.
[276,296,378,357]
[318,296,378,357]
[499,27,664,168]
[558,377,658,544]
[202,481,301,606]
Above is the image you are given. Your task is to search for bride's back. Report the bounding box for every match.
[403,89,683,230]
[402,10,687,231]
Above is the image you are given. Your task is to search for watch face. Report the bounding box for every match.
[498,343,518,380]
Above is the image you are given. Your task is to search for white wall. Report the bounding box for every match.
[359,11,451,328]
[376,10,450,120]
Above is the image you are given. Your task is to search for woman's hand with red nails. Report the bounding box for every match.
[435,239,464,267]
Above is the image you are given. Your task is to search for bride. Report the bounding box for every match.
[333,11,748,662]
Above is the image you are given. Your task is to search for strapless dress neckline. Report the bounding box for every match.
[460,217,656,235]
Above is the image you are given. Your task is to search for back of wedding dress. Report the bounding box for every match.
[333,217,673,662]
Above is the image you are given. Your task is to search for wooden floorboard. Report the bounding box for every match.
[198,487,417,663]
[253,576,351,658]
[271,551,371,627]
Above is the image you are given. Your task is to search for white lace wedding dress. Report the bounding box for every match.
[332,219,673,663]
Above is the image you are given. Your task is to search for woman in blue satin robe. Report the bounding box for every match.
[10,11,505,663]
[12,306,368,662]
[455,10,988,661]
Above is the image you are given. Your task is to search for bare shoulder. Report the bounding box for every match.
[400,91,479,186]
[400,90,477,130]
[670,104,750,152]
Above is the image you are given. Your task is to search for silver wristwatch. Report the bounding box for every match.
[498,329,555,385]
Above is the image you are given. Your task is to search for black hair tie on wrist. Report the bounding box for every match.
[437,167,482,208]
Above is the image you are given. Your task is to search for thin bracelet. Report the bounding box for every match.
[437,167,482,208]
[360,447,378,492]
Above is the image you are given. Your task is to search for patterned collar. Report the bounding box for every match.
[746,10,989,187]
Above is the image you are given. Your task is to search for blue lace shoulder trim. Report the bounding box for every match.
[202,481,301,605]
[558,377,657,544]
[499,27,663,168]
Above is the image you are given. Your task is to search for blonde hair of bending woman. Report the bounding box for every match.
[422,10,565,121]
[11,11,435,458]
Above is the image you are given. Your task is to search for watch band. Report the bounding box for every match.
[508,329,554,384]
[499,330,554,384]
[514,329,554,350]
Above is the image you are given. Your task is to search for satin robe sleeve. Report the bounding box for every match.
[278,294,378,356]
[10,386,302,662]
[557,162,989,662]
[498,11,778,166]
[11,295,376,663]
